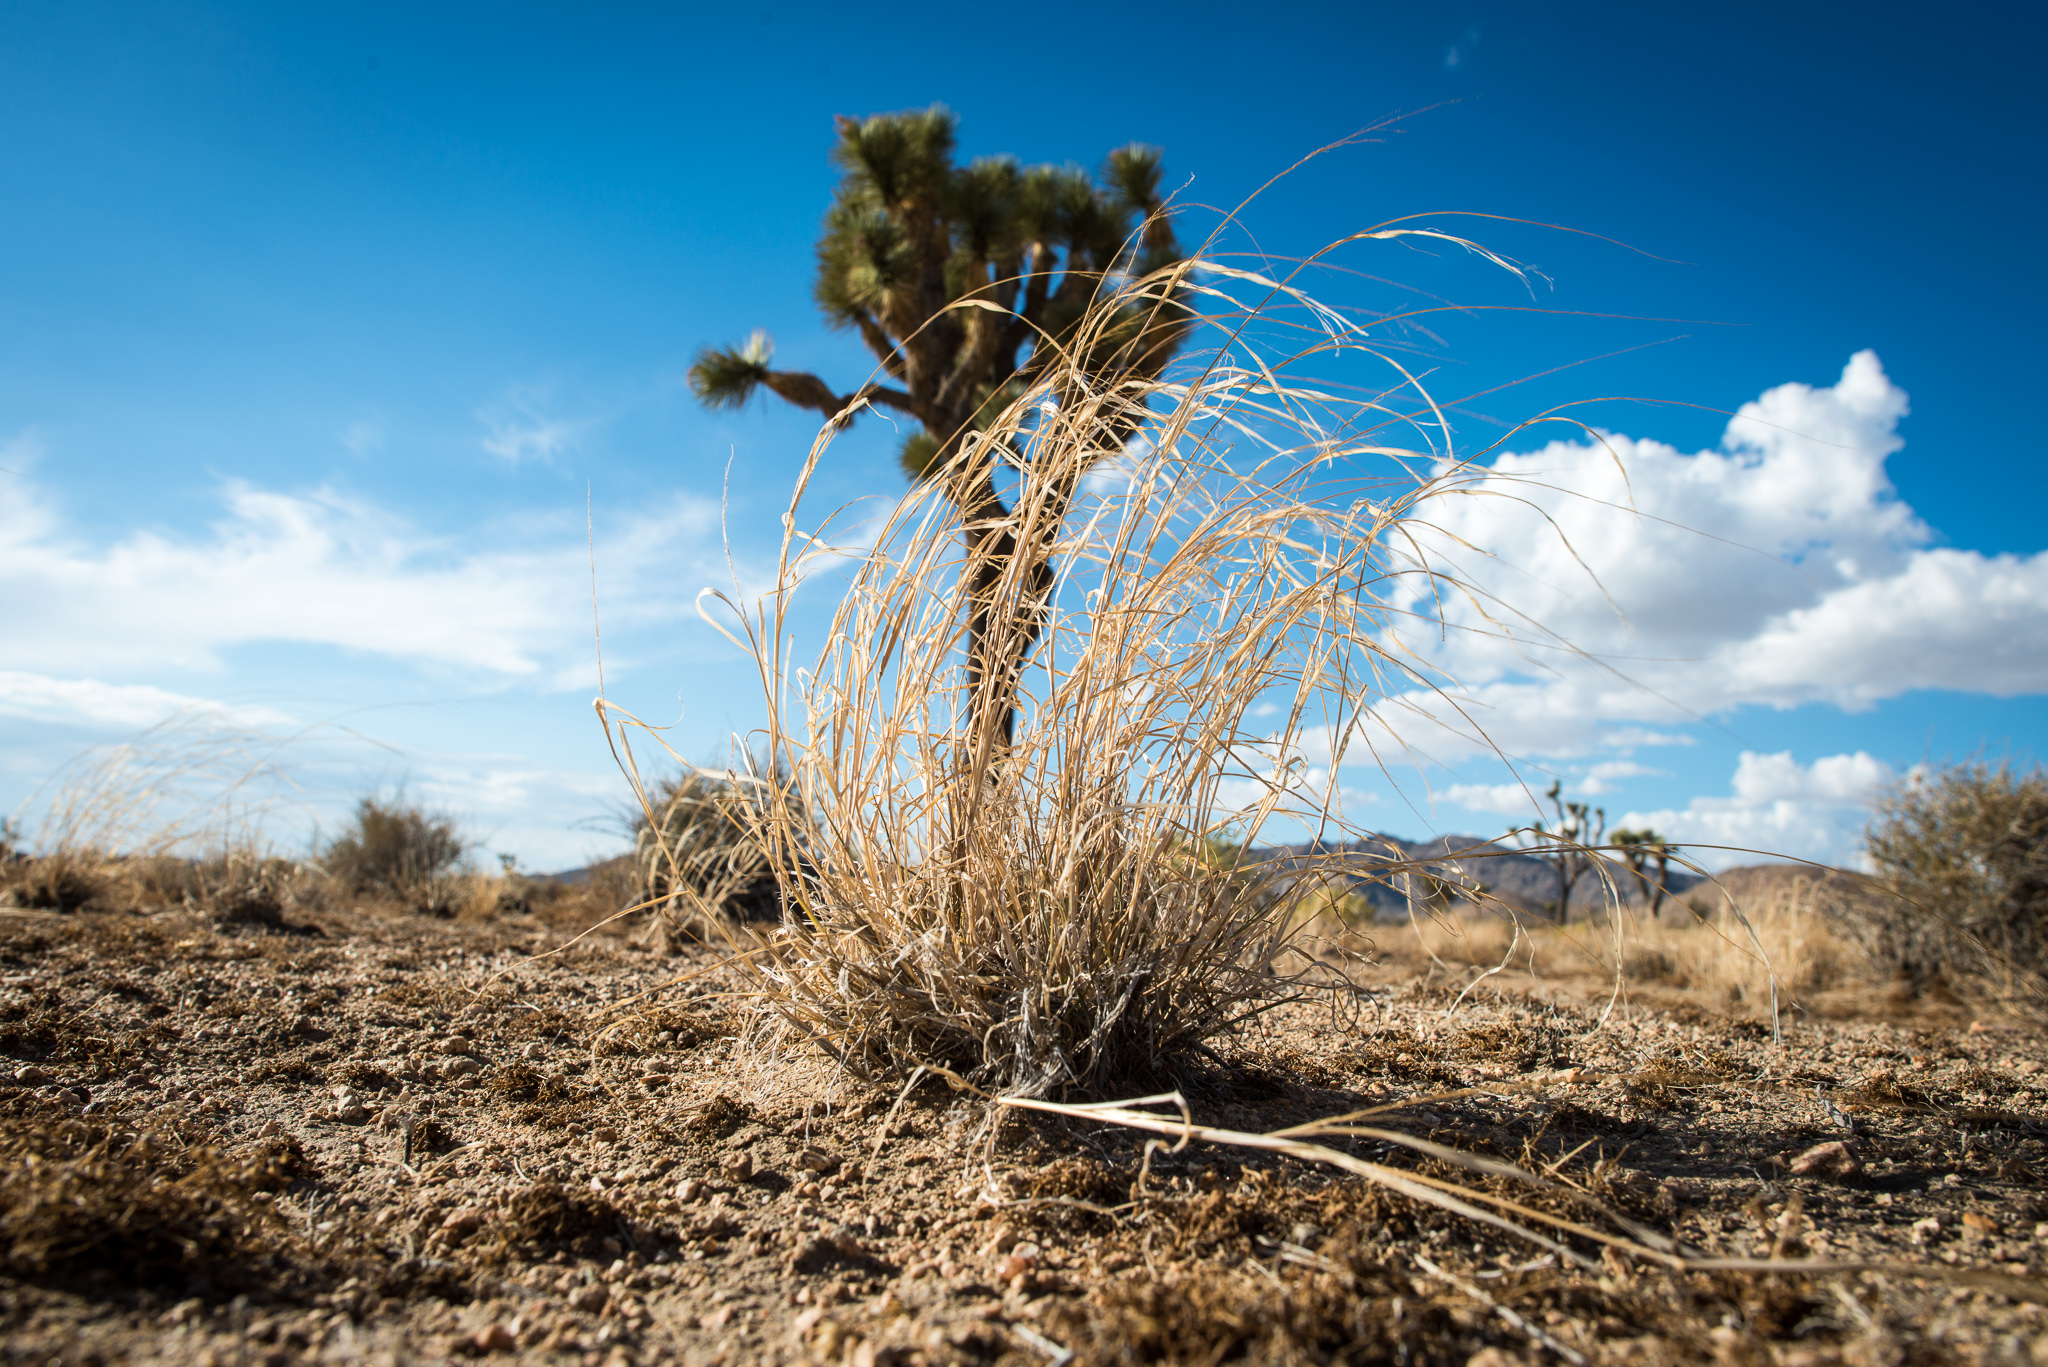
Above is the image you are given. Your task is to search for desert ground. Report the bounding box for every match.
[3,884,2045,1367]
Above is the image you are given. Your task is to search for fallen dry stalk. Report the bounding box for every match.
[1412,1252,1587,1367]
[998,1090,2048,1304]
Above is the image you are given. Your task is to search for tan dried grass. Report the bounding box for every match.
[1363,867,1864,1018]
[630,222,1592,1097]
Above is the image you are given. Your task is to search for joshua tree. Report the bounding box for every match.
[688,106,1189,757]
[1612,827,1676,918]
[1509,781,1605,921]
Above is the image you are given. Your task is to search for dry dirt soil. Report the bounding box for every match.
[4,899,2047,1367]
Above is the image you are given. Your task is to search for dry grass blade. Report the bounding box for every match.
[1000,1091,2048,1304]
[15,710,303,860]
[657,229,1614,1098]
[1411,1252,1587,1367]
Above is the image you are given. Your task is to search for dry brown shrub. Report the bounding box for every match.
[627,767,798,945]
[642,227,1584,1099]
[319,795,465,915]
[1854,760,2048,998]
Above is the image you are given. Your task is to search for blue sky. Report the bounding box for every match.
[4,0,2045,870]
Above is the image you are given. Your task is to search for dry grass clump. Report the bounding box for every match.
[1621,878,1858,1011]
[629,765,798,943]
[668,233,1563,1097]
[1854,759,2048,998]
[319,794,465,914]
[0,712,329,922]
[1361,869,1863,1016]
[126,849,313,928]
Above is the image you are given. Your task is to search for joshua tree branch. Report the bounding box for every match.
[760,370,851,418]
[855,384,919,417]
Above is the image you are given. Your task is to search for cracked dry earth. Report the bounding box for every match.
[4,902,2048,1367]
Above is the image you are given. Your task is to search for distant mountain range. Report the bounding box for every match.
[542,830,1705,921]
[1240,832,1704,920]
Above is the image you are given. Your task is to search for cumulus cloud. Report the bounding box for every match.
[0,458,728,678]
[1361,352,2048,761]
[1441,780,1535,816]
[1614,750,1893,870]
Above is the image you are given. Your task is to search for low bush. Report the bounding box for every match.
[0,850,102,913]
[1855,760,2048,993]
[320,796,465,913]
[630,764,797,943]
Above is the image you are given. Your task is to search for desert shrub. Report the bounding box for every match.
[0,851,102,912]
[1856,760,2048,990]
[3,713,315,916]
[630,763,799,941]
[320,796,465,911]
[124,849,311,927]
[658,226,1559,1099]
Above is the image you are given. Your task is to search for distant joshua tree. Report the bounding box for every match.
[1613,827,1676,918]
[1510,781,1605,921]
[687,106,1190,755]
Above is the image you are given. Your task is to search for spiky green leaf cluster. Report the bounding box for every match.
[695,107,1187,482]
[814,107,1185,446]
[687,329,775,410]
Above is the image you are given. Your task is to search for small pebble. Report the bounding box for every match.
[996,1243,1039,1282]
[1788,1141,1860,1178]
[471,1323,515,1353]
[438,1207,483,1235]
[570,1284,608,1314]
[12,1065,50,1086]
[675,1178,706,1203]
[436,1036,473,1056]
[722,1152,754,1182]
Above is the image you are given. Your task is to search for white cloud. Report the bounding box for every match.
[0,459,728,678]
[1598,728,1695,749]
[478,390,590,464]
[0,671,295,730]
[1577,759,1661,795]
[1437,758,1656,814]
[1362,352,2048,761]
[1442,780,1536,816]
[1615,749,1892,870]
[341,420,385,457]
